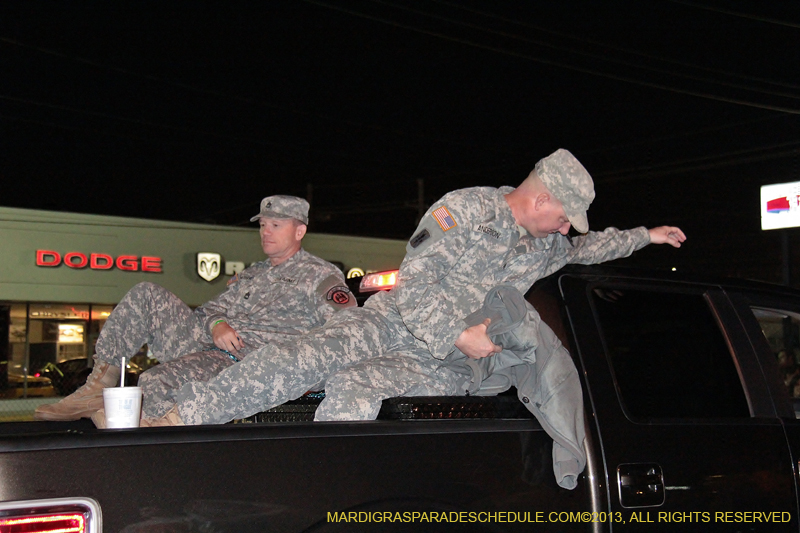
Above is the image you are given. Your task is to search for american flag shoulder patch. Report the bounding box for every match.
[432,205,457,232]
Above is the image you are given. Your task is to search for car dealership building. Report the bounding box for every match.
[0,207,406,401]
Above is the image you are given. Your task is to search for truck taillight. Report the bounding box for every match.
[0,499,99,533]
[359,270,399,292]
[0,513,86,533]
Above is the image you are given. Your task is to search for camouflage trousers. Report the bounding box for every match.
[95,282,208,366]
[95,282,235,417]
[137,351,235,418]
[174,303,460,425]
[315,351,459,421]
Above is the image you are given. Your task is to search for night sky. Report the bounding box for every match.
[2,1,800,284]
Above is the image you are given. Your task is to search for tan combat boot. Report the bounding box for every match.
[90,408,107,429]
[34,361,121,421]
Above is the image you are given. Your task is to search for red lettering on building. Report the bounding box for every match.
[115,255,139,271]
[90,253,113,270]
[35,250,162,273]
[36,250,61,267]
[64,252,89,269]
[70,307,90,320]
[141,256,162,273]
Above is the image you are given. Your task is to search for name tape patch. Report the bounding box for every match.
[476,224,501,239]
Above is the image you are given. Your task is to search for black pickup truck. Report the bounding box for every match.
[2,265,799,532]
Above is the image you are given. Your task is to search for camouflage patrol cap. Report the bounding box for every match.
[250,195,310,225]
[535,148,595,233]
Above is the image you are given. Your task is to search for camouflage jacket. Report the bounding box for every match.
[195,248,353,347]
[393,186,650,359]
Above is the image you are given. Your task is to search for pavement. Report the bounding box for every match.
[0,397,63,422]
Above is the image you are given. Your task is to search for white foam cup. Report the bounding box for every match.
[102,386,142,428]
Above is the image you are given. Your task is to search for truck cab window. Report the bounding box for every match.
[750,307,800,416]
[592,288,750,420]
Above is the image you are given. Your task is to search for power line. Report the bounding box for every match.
[582,115,787,154]
[0,93,265,143]
[414,121,800,187]
[370,0,800,101]
[0,93,437,177]
[598,142,800,183]
[0,112,230,152]
[433,0,800,91]
[0,91,546,191]
[300,0,800,115]
[0,35,519,157]
[666,0,800,29]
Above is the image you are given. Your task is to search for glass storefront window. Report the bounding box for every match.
[0,301,155,421]
[1,304,30,401]
[28,304,90,369]
[0,303,117,420]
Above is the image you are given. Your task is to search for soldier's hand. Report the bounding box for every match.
[212,322,244,353]
[455,319,503,360]
[648,226,686,248]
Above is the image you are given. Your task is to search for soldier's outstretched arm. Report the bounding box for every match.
[539,226,651,278]
[549,225,685,276]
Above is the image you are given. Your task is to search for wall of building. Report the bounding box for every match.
[0,207,407,307]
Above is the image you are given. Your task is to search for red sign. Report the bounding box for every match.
[36,250,162,273]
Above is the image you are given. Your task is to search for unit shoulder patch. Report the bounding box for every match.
[409,229,431,248]
[326,285,353,306]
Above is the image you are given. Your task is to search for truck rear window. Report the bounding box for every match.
[592,288,750,420]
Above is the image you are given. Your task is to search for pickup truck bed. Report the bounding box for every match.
[2,265,799,532]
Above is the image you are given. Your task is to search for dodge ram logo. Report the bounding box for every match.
[197,253,221,282]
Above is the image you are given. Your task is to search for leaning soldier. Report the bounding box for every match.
[34,195,355,424]
[143,148,686,427]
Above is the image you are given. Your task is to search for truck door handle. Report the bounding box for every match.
[617,463,665,507]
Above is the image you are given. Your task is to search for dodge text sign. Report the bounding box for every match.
[36,250,162,272]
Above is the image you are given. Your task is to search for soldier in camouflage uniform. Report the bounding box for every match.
[34,195,355,424]
[146,149,686,426]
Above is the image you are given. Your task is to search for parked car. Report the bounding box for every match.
[36,355,156,396]
[35,358,92,397]
[0,373,56,399]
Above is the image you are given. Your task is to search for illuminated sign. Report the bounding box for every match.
[196,253,246,282]
[58,324,85,344]
[761,181,800,230]
[197,253,221,282]
[36,250,162,272]
[346,267,365,279]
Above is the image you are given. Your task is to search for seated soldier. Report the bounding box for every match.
[34,195,355,424]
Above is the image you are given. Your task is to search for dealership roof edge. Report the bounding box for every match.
[0,206,252,231]
[0,206,407,246]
